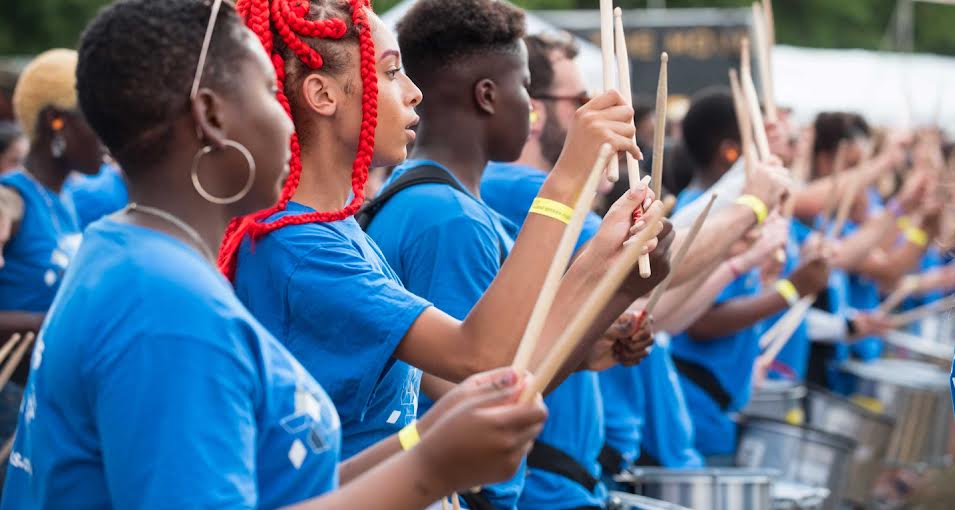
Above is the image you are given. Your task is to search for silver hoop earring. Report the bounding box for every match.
[191,139,256,205]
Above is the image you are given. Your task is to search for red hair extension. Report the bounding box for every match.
[218,0,378,279]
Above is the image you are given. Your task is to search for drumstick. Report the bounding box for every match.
[521,202,665,402]
[451,494,461,510]
[512,144,613,371]
[729,70,757,179]
[758,295,813,367]
[643,193,717,315]
[614,9,651,279]
[0,332,33,390]
[651,52,669,198]
[878,275,920,314]
[828,174,860,240]
[752,2,777,123]
[662,194,677,216]
[0,333,22,368]
[889,294,955,327]
[740,38,771,161]
[823,143,850,239]
[600,0,619,183]
[441,497,450,510]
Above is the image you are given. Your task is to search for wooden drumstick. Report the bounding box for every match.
[651,52,669,198]
[613,9,651,279]
[600,0,619,183]
[828,173,861,240]
[522,201,666,402]
[0,333,22,368]
[729,69,757,178]
[0,332,33,390]
[441,497,450,510]
[740,38,771,161]
[889,294,955,327]
[451,495,461,510]
[752,2,777,122]
[878,275,920,314]
[643,193,717,316]
[512,144,614,371]
[758,296,813,367]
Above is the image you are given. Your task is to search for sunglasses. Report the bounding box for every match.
[533,92,592,108]
[191,0,226,100]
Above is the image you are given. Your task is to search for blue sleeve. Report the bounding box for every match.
[285,243,430,423]
[93,335,259,510]
[401,215,501,320]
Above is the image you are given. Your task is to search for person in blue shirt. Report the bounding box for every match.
[2,2,548,507]
[0,122,26,174]
[370,30,644,509]
[227,0,670,486]
[668,90,830,460]
[62,162,128,229]
[0,49,104,340]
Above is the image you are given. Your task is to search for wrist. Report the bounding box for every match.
[774,279,800,305]
[540,169,580,206]
[406,443,456,498]
[735,195,768,225]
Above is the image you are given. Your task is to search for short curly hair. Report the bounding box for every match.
[396,0,525,88]
[76,0,251,169]
[12,49,78,142]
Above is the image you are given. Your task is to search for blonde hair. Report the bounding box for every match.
[12,49,78,141]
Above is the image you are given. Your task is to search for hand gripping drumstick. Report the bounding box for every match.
[599,0,619,183]
[642,194,717,317]
[521,202,666,403]
[613,9,651,278]
[511,144,614,372]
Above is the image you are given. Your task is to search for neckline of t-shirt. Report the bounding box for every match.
[96,218,218,272]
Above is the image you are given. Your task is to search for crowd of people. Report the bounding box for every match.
[0,0,952,508]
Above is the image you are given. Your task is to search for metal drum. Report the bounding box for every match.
[772,481,830,510]
[606,492,693,510]
[615,468,776,510]
[804,385,895,505]
[737,416,855,510]
[841,358,952,467]
[744,379,807,424]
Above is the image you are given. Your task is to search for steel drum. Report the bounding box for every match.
[606,492,693,510]
[744,379,807,424]
[841,358,951,467]
[804,385,894,505]
[772,481,830,510]
[737,416,855,510]
[615,468,776,510]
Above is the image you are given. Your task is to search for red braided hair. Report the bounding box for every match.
[218,0,378,279]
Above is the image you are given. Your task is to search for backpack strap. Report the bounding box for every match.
[357,164,507,266]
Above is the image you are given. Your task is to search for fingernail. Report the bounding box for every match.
[640,175,651,186]
[643,196,653,210]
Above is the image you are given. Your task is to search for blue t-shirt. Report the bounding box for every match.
[599,364,644,468]
[63,163,128,229]
[768,223,811,381]
[1,220,339,510]
[638,335,704,467]
[477,162,608,509]
[0,171,81,313]
[234,204,431,459]
[369,160,526,509]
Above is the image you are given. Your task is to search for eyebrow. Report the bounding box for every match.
[379,50,400,62]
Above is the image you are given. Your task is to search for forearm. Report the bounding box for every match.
[686,291,788,340]
[856,239,927,286]
[668,204,757,286]
[657,261,738,335]
[832,212,896,270]
[793,163,883,219]
[290,449,447,510]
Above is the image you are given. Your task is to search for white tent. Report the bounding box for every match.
[379,0,607,92]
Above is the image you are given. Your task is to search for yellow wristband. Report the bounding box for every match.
[398,422,420,451]
[903,226,928,247]
[774,279,799,306]
[736,194,768,225]
[529,197,573,225]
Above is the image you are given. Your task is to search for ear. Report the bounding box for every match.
[190,88,228,148]
[301,73,340,118]
[529,98,545,136]
[474,78,497,115]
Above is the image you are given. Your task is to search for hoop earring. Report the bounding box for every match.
[191,139,256,205]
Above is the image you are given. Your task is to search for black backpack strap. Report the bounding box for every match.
[672,356,733,411]
[527,440,599,493]
[597,443,625,476]
[356,164,467,229]
[357,164,508,266]
[459,490,498,510]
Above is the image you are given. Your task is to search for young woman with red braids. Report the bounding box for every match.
[1,0,549,508]
[226,0,672,464]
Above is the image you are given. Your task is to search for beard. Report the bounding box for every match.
[539,102,568,169]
